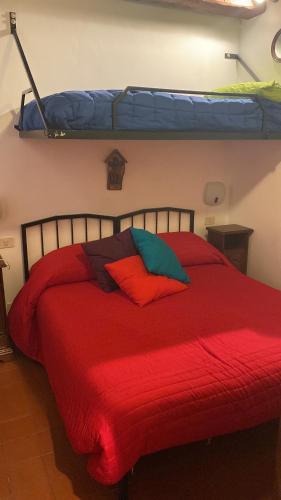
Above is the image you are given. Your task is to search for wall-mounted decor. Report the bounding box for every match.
[105,150,127,190]
[128,0,266,19]
[272,29,281,63]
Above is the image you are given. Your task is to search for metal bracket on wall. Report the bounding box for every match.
[9,11,16,33]
[225,53,260,82]
[9,11,49,131]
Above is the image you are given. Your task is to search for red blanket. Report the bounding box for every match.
[9,235,281,485]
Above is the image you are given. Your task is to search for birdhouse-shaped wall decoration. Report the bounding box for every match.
[105,150,127,190]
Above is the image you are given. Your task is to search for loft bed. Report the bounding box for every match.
[9,12,281,141]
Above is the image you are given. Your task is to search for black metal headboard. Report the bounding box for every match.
[21,207,195,281]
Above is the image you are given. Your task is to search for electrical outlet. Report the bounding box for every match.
[0,237,15,249]
[205,216,216,226]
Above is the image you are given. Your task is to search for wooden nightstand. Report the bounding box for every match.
[0,256,13,361]
[206,224,254,275]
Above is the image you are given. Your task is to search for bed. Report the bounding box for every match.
[8,208,281,499]
[20,88,281,136]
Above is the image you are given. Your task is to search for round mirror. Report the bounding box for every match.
[272,29,281,63]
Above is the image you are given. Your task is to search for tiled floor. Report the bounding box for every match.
[0,354,281,500]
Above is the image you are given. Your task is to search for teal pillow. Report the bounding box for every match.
[130,228,190,284]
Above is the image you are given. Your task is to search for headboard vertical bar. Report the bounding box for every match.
[21,225,29,281]
[113,217,121,234]
[85,218,88,242]
[70,219,74,244]
[179,212,182,231]
[167,211,170,232]
[156,212,158,233]
[190,212,195,233]
[144,213,146,230]
[55,220,59,248]
[99,219,102,239]
[40,224,44,256]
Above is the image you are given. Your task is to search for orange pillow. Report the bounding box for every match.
[105,255,188,306]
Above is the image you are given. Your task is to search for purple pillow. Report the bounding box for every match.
[82,229,137,292]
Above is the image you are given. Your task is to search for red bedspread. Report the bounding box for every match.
[9,238,281,485]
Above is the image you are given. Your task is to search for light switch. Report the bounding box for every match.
[205,216,216,226]
[0,237,15,249]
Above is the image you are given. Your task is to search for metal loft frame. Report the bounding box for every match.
[10,11,281,141]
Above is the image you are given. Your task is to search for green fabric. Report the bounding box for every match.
[130,228,190,284]
[214,81,281,102]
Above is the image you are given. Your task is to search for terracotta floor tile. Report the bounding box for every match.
[0,444,9,480]
[0,412,51,443]
[3,429,55,465]
[36,428,56,455]
[42,453,112,500]
[0,359,18,374]
[0,472,12,499]
[0,444,12,499]
[0,443,5,469]
[22,381,58,417]
[0,384,32,423]
[0,365,26,389]
[8,456,54,500]
[42,453,83,500]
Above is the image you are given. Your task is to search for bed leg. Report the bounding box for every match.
[117,474,129,500]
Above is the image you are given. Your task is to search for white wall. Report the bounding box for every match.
[237,1,281,83]
[228,141,281,289]
[228,2,281,290]
[0,0,239,303]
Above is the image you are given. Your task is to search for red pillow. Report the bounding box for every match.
[105,255,187,307]
[30,243,95,286]
[158,232,227,267]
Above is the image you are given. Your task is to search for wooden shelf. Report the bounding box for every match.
[135,0,266,19]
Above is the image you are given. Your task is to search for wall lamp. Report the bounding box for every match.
[204,182,226,206]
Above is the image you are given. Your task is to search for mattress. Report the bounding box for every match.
[21,89,281,133]
[8,235,281,485]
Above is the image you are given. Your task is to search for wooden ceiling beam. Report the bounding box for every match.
[133,0,267,19]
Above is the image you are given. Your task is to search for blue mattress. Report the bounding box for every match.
[21,90,281,133]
